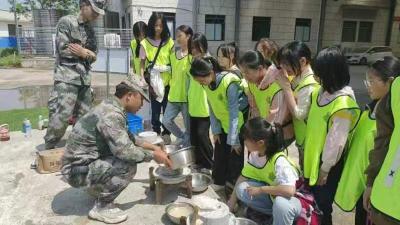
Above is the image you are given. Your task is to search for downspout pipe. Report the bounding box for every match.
[317,0,327,52]
[234,0,241,46]
[385,0,396,46]
[193,0,200,32]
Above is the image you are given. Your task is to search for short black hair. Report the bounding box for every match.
[239,50,270,70]
[192,33,208,55]
[190,56,222,78]
[241,117,285,159]
[115,82,138,98]
[132,21,147,58]
[147,12,171,41]
[277,41,312,76]
[369,56,400,82]
[312,47,350,94]
[217,42,239,65]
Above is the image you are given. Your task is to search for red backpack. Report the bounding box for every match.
[295,179,323,225]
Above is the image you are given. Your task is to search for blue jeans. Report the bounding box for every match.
[162,102,190,147]
[236,180,301,225]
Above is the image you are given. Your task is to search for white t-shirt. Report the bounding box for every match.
[248,152,298,186]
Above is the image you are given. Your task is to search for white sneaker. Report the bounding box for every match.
[88,202,128,224]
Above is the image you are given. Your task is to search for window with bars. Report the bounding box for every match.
[252,17,271,41]
[294,18,311,42]
[205,15,225,41]
[341,21,373,43]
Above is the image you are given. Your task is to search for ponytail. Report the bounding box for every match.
[242,117,285,158]
[190,56,223,78]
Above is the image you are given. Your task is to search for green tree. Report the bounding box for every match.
[9,0,79,14]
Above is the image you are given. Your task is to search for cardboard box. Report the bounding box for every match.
[36,148,64,174]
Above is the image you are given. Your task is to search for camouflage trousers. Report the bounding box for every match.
[64,156,137,204]
[44,81,92,149]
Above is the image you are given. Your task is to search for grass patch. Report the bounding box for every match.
[0,107,49,132]
[0,54,22,67]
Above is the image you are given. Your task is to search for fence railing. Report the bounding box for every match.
[18,27,135,57]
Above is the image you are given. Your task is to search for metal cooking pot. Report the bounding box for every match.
[191,173,212,192]
[167,146,196,170]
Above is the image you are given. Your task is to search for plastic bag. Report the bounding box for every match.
[150,68,165,102]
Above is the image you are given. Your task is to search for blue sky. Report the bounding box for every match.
[0,1,12,11]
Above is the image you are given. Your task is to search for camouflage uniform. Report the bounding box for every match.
[62,96,153,203]
[44,14,98,149]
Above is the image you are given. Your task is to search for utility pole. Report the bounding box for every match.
[13,0,20,53]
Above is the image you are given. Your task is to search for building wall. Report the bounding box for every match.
[0,23,8,37]
[390,0,400,56]
[239,0,321,53]
[322,0,389,52]
[123,0,392,56]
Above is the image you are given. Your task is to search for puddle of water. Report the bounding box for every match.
[0,86,109,111]
[0,85,151,119]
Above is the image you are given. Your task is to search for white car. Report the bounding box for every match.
[346,46,394,65]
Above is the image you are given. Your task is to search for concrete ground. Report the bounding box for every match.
[0,128,355,225]
[0,66,366,225]
[0,129,220,225]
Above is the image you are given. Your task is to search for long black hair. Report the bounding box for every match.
[190,56,223,78]
[147,12,170,41]
[312,47,350,94]
[192,32,208,55]
[239,50,270,70]
[177,25,193,55]
[241,117,285,159]
[277,41,311,76]
[217,42,239,65]
[369,56,400,82]
[132,21,147,58]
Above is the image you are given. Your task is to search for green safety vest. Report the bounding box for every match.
[169,52,192,102]
[370,77,400,221]
[140,38,175,86]
[204,72,244,133]
[292,74,319,147]
[242,152,298,199]
[303,87,360,186]
[335,108,376,211]
[248,82,282,119]
[130,39,144,75]
[188,75,209,117]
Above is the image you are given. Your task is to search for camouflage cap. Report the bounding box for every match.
[89,0,106,15]
[122,76,150,102]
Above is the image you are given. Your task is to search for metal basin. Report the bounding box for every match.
[191,173,212,192]
[234,218,258,225]
[165,145,178,154]
[165,202,195,224]
[168,146,196,170]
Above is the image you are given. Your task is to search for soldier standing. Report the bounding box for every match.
[62,78,172,223]
[44,0,106,149]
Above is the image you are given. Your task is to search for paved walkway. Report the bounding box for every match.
[0,128,355,225]
[0,68,127,89]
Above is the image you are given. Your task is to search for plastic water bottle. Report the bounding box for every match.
[38,115,44,130]
[23,119,32,138]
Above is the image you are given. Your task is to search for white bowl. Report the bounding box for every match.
[138,131,158,143]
